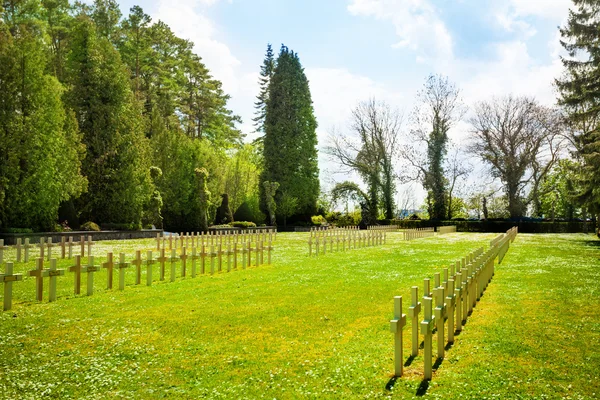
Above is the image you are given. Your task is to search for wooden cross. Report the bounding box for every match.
[259,241,264,265]
[60,237,66,259]
[144,251,155,286]
[157,248,167,281]
[169,249,178,282]
[67,237,74,259]
[16,238,22,263]
[254,241,260,267]
[81,256,100,296]
[200,244,207,275]
[434,287,446,359]
[29,258,46,301]
[434,272,440,289]
[47,259,65,302]
[455,272,462,332]
[38,237,45,260]
[103,252,115,290]
[87,236,95,258]
[156,233,161,251]
[315,238,319,257]
[247,241,253,268]
[210,245,216,275]
[389,296,407,377]
[46,237,55,261]
[446,279,456,343]
[26,239,34,261]
[191,247,200,278]
[421,296,434,380]
[408,286,421,357]
[308,237,313,257]
[423,278,431,298]
[131,250,143,285]
[217,243,223,273]
[267,241,273,265]
[69,255,83,295]
[233,242,238,269]
[180,247,188,278]
[0,239,8,265]
[79,235,85,257]
[168,235,173,250]
[1,263,23,311]
[117,253,130,290]
[226,243,232,273]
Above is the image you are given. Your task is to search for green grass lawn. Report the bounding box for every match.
[0,232,599,399]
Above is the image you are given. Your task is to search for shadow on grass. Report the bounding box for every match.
[385,376,398,391]
[415,379,430,396]
[404,355,416,367]
[445,341,454,351]
[433,357,444,371]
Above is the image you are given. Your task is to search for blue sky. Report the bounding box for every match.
[114,0,573,206]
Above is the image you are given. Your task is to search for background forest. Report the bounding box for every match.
[1,0,600,233]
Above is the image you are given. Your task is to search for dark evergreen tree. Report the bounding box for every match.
[253,43,275,134]
[65,16,152,227]
[215,193,234,224]
[556,0,600,215]
[261,45,319,221]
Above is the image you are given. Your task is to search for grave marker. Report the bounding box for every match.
[29,258,46,301]
[191,248,200,278]
[145,251,155,286]
[24,239,32,262]
[131,250,143,285]
[434,287,446,359]
[60,237,66,259]
[455,272,462,332]
[69,256,82,295]
[446,279,455,343]
[169,249,178,282]
[408,286,421,357]
[1,263,23,311]
[82,256,100,296]
[47,259,65,302]
[390,296,407,377]
[16,239,22,263]
[67,237,74,259]
[157,248,167,281]
[117,253,130,290]
[38,237,45,260]
[46,237,55,261]
[180,247,188,277]
[103,252,115,289]
[80,235,85,257]
[421,297,434,380]
[87,236,95,258]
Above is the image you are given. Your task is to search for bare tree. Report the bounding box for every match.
[400,74,465,220]
[445,144,472,219]
[468,96,563,218]
[326,99,403,220]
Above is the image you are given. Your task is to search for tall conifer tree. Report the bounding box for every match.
[253,43,275,134]
[66,16,152,226]
[557,0,600,214]
[261,45,319,220]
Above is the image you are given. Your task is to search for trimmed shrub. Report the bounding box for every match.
[234,202,254,223]
[81,221,101,231]
[311,215,326,226]
[231,221,256,228]
[215,194,234,224]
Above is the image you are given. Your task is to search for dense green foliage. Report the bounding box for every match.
[0,0,261,232]
[261,45,319,221]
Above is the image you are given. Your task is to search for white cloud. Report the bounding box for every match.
[347,0,453,62]
[507,0,571,20]
[152,0,240,95]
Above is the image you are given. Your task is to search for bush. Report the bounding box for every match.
[100,223,141,231]
[0,227,34,233]
[311,215,326,226]
[231,221,256,228]
[233,202,254,223]
[81,221,101,231]
[215,194,234,224]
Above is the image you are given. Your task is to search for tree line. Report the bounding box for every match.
[0,0,321,232]
[326,0,600,225]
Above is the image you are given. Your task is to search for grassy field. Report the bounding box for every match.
[0,232,599,399]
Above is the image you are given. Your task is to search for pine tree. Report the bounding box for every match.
[253,43,275,134]
[261,45,319,221]
[65,16,152,227]
[556,0,600,214]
